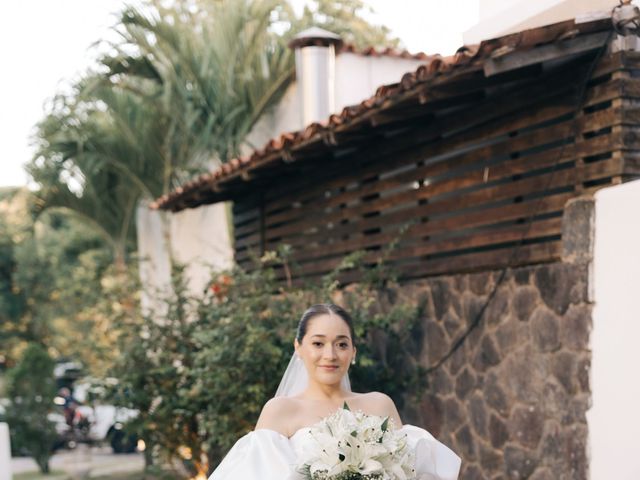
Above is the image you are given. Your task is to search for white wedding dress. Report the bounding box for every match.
[208,421,461,480]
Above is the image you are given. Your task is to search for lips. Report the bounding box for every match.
[319,365,339,370]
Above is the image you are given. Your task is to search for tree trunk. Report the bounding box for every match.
[36,453,50,474]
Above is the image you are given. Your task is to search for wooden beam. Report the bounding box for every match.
[484,31,611,77]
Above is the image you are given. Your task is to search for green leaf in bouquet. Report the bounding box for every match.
[381,416,389,432]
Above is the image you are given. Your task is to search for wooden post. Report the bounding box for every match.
[0,422,11,480]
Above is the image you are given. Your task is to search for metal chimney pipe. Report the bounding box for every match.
[289,27,343,126]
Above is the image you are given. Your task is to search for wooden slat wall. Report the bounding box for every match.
[232,53,640,283]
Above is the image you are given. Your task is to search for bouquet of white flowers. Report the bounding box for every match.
[297,404,416,480]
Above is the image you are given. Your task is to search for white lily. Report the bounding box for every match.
[298,407,415,480]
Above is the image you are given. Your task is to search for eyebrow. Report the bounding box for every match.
[310,334,351,340]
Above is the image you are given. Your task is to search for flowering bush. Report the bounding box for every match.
[111,248,426,477]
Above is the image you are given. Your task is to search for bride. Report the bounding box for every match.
[208,303,461,480]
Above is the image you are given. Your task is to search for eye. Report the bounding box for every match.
[312,342,323,347]
[338,342,349,349]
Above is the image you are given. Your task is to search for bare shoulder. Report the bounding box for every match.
[359,391,395,410]
[255,396,300,435]
[353,391,403,427]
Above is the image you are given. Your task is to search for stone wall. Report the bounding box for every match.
[400,198,594,480]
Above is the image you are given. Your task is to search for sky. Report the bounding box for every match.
[0,0,479,188]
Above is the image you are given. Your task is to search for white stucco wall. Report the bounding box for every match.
[246,52,425,149]
[136,202,233,305]
[136,203,172,314]
[587,179,640,479]
[169,202,234,295]
[0,423,10,480]
[334,53,425,109]
[246,82,302,152]
[464,0,622,44]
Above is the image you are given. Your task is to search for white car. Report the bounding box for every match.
[54,380,139,453]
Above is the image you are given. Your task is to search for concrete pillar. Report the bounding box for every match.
[588,179,640,479]
[0,422,11,480]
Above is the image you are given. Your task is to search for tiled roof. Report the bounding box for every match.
[153,17,612,211]
[338,43,431,60]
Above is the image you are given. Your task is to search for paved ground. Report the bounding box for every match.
[12,445,144,478]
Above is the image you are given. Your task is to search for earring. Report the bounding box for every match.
[351,357,356,365]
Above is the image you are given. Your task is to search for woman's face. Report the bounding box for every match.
[294,313,356,389]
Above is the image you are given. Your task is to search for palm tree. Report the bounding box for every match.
[29,0,295,266]
[100,0,295,187]
[29,85,159,268]
[29,0,398,266]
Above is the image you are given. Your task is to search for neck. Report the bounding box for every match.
[303,380,349,401]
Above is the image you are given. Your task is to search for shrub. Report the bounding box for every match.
[5,343,57,473]
[112,250,424,477]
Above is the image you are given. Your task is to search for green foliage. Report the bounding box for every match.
[5,343,57,473]
[28,87,151,266]
[111,250,423,476]
[0,189,128,375]
[28,0,399,267]
[28,0,296,265]
[298,0,399,49]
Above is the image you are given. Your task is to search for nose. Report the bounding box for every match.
[323,344,337,360]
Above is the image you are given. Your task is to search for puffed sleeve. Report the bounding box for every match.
[208,429,298,480]
[400,425,461,480]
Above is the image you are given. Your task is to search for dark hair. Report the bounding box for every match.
[296,303,356,344]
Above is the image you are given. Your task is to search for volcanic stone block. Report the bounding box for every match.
[529,468,554,480]
[512,286,539,321]
[504,445,538,479]
[550,351,578,394]
[534,265,575,315]
[540,382,572,425]
[502,348,546,402]
[479,441,502,471]
[463,292,487,326]
[448,342,467,376]
[455,424,476,461]
[454,275,468,293]
[455,367,476,400]
[494,319,523,357]
[486,286,511,326]
[562,425,587,479]
[424,320,448,365]
[508,405,544,449]
[462,463,485,480]
[489,414,509,448]
[420,394,443,437]
[530,307,560,352]
[559,305,591,351]
[444,397,465,432]
[432,368,453,393]
[576,356,590,393]
[484,373,510,416]
[473,335,501,372]
[469,272,493,295]
[540,421,562,464]
[443,310,462,338]
[513,267,531,285]
[468,392,488,437]
[431,278,456,319]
